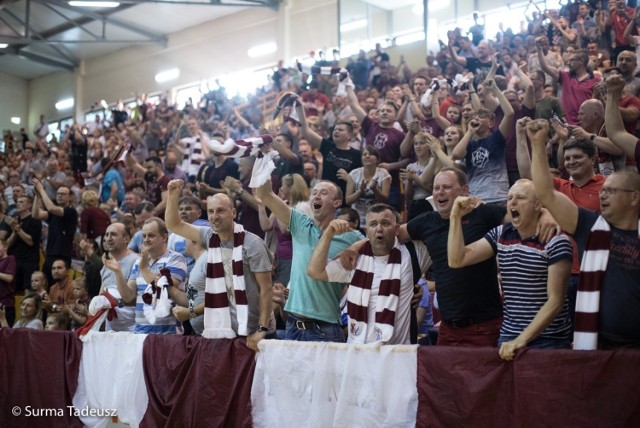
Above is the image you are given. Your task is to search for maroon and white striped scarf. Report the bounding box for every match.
[573,216,640,350]
[296,62,352,96]
[203,224,249,339]
[347,240,402,344]
[207,134,272,158]
[206,134,276,188]
[296,62,342,76]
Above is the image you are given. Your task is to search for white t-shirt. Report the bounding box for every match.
[324,241,431,345]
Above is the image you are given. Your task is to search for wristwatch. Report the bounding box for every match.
[257,324,269,333]
[235,188,244,197]
[590,133,596,141]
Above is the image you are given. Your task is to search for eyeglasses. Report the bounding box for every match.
[599,187,637,196]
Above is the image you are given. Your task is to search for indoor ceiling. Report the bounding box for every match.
[0,0,279,80]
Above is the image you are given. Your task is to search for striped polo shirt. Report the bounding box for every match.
[485,224,573,340]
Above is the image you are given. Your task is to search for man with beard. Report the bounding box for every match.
[448,39,504,83]
[126,155,170,218]
[163,150,187,182]
[616,50,640,97]
[99,222,140,331]
[307,204,430,345]
[537,40,601,125]
[44,259,75,312]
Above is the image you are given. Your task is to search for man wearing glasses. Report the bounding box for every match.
[31,178,78,286]
[528,118,640,351]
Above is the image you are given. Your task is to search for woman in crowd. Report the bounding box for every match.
[79,190,111,241]
[402,132,434,221]
[258,173,309,287]
[344,145,391,226]
[13,293,44,330]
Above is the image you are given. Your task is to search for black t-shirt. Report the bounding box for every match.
[573,208,640,341]
[198,158,239,189]
[466,57,504,84]
[47,207,78,258]
[407,204,505,321]
[8,216,41,264]
[320,138,362,204]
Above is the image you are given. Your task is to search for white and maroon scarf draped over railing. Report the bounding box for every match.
[203,223,249,339]
[347,240,403,344]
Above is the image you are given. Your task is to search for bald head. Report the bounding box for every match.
[578,99,604,129]
[511,179,538,201]
[613,171,640,191]
[207,193,235,210]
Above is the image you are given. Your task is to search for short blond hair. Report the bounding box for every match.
[82,189,99,207]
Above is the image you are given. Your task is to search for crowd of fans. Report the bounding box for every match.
[0,0,638,355]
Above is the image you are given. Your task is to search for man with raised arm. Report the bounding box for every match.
[451,78,515,205]
[528,118,640,350]
[604,74,640,171]
[295,96,362,205]
[256,177,362,342]
[447,181,573,360]
[307,204,430,345]
[164,179,273,351]
[536,39,600,125]
[31,178,77,286]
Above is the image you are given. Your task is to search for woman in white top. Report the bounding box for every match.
[344,145,391,226]
[12,293,44,330]
[402,132,435,221]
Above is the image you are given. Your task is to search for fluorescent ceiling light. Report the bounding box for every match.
[0,44,8,48]
[340,19,367,33]
[247,42,277,58]
[10,117,21,125]
[155,68,180,83]
[68,1,120,7]
[55,98,75,111]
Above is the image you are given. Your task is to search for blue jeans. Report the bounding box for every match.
[285,318,345,342]
[498,335,571,349]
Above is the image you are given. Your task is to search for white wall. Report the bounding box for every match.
[26,0,338,130]
[0,72,29,133]
[27,72,77,132]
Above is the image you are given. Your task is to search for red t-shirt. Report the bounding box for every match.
[554,175,605,274]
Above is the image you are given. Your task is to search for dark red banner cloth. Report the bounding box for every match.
[417,346,640,428]
[141,336,255,428]
[0,329,83,428]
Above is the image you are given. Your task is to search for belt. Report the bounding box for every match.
[443,314,501,329]
[290,315,333,330]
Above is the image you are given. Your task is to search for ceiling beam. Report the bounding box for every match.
[8,48,76,71]
[2,7,77,63]
[35,0,168,46]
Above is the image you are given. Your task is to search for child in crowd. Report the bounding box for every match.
[45,312,71,331]
[63,278,89,330]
